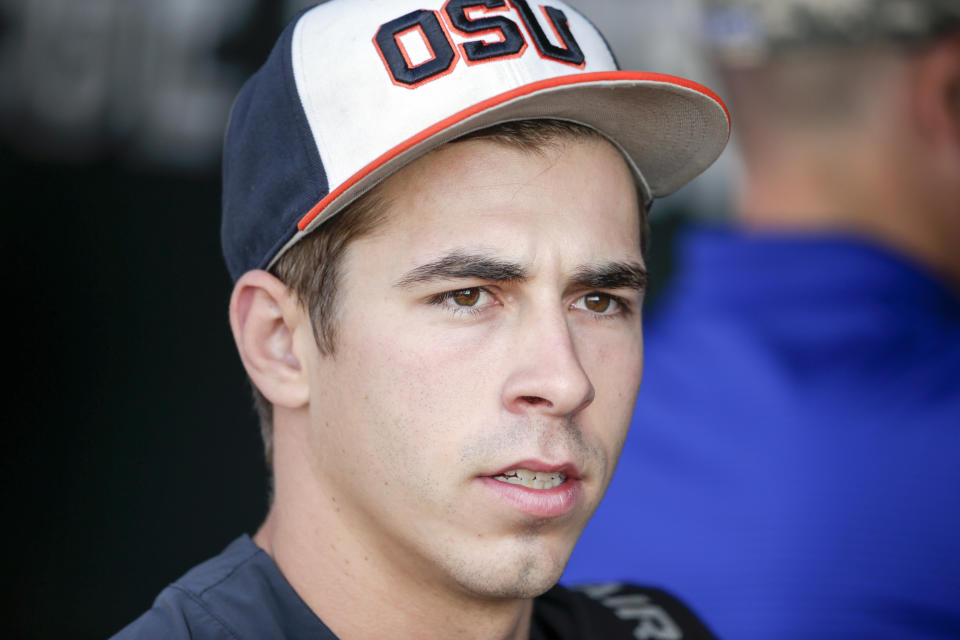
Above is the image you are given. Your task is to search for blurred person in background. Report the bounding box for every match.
[564,0,960,638]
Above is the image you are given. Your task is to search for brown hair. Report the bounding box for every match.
[251,119,647,468]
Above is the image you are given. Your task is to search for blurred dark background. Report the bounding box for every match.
[2,1,729,637]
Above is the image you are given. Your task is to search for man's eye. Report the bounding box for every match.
[584,293,611,313]
[451,287,481,307]
[429,287,492,315]
[574,292,623,315]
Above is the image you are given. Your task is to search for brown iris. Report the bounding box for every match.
[452,288,481,306]
[584,293,612,313]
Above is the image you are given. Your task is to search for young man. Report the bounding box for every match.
[115,0,729,638]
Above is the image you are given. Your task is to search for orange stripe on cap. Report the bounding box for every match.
[297,70,730,231]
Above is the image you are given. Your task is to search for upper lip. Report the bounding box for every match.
[484,459,582,480]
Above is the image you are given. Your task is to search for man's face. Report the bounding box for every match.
[299,135,644,599]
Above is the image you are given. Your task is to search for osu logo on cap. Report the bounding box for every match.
[375,1,585,88]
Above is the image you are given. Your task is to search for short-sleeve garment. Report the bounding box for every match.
[113,535,716,639]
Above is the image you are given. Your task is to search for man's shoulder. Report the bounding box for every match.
[111,536,259,639]
[111,535,335,640]
[532,582,717,640]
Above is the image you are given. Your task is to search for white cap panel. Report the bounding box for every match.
[291,0,619,190]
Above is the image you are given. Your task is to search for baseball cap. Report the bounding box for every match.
[703,0,960,65]
[221,0,731,281]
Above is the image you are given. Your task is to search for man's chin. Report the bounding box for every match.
[449,547,568,601]
[463,574,562,601]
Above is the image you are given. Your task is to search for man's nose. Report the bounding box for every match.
[501,305,595,418]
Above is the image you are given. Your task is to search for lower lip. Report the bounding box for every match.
[478,476,582,518]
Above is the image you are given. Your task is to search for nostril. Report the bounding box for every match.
[520,395,551,406]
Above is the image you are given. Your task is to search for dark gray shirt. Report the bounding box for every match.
[114,535,715,639]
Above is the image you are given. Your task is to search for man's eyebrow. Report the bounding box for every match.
[571,261,648,291]
[394,250,528,288]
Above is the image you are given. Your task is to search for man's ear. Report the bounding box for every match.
[912,33,960,149]
[229,270,310,410]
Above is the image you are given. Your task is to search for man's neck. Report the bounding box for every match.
[254,438,535,640]
[736,139,960,289]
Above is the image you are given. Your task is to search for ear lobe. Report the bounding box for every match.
[229,270,310,410]
[948,64,960,137]
[912,33,960,147]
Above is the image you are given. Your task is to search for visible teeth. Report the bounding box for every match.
[493,468,566,490]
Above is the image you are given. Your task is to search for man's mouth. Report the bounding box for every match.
[493,469,567,490]
[481,462,582,516]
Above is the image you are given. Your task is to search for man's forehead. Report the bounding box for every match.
[374,139,636,228]
[379,134,637,208]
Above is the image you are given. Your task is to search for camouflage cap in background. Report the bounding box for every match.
[702,0,960,64]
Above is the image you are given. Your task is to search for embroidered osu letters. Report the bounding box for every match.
[374,1,585,88]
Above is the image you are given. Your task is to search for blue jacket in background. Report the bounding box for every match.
[563,228,960,639]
